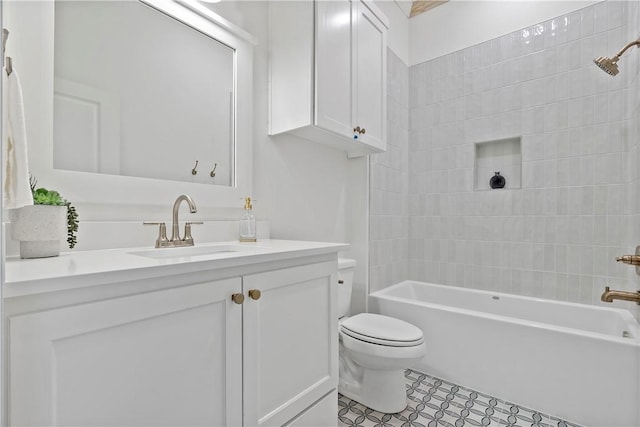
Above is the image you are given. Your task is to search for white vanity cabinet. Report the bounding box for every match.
[4,244,342,427]
[243,262,338,426]
[8,278,244,426]
[269,0,388,158]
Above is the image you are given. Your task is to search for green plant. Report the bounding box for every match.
[29,176,79,249]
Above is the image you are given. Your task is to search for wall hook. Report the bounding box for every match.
[3,28,12,76]
[210,163,217,178]
[191,160,199,175]
[2,29,8,56]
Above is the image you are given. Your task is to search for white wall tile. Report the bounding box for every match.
[398,0,638,314]
[370,2,639,318]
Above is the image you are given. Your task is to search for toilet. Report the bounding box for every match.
[337,258,426,413]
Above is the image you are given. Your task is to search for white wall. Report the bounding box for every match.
[375,0,410,65]
[203,0,409,312]
[3,1,373,302]
[4,0,361,244]
[410,0,597,65]
[207,0,361,243]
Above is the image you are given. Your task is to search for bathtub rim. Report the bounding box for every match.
[370,280,640,346]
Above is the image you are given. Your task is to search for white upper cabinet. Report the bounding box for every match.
[269,0,388,158]
[352,1,387,152]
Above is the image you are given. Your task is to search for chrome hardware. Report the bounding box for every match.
[191,160,199,175]
[248,289,261,300]
[616,245,640,275]
[210,163,217,178]
[232,293,245,304]
[601,286,640,305]
[143,221,169,248]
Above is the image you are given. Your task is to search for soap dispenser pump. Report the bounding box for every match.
[239,197,257,242]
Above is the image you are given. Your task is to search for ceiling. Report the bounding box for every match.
[395,0,450,18]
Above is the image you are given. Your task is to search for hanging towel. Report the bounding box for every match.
[3,67,33,209]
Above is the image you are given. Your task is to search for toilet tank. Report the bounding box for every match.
[337,258,356,318]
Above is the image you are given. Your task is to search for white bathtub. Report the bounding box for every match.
[369,280,640,427]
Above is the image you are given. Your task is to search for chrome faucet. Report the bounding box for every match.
[144,195,202,248]
[601,286,640,305]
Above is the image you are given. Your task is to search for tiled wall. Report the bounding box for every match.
[369,50,410,294]
[405,0,640,310]
[626,0,640,319]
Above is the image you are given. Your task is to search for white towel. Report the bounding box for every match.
[3,68,33,209]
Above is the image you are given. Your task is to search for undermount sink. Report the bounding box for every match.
[129,243,257,259]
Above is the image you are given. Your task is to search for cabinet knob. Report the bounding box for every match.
[231,293,245,304]
[248,289,262,300]
[360,127,366,135]
[353,126,361,134]
[338,280,344,285]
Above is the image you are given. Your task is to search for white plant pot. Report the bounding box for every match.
[11,205,67,259]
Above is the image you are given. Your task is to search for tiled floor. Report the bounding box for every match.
[338,369,581,427]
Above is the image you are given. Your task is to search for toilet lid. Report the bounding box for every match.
[340,313,424,347]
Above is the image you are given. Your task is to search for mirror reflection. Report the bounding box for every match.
[53,0,235,186]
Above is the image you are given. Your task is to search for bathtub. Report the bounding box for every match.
[369,280,640,427]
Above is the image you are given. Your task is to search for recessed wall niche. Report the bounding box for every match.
[474,137,522,191]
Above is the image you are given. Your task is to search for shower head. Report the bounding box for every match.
[594,39,640,76]
[594,55,620,76]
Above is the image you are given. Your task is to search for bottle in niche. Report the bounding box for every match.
[239,197,257,242]
[489,172,506,189]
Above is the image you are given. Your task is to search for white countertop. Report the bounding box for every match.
[4,239,349,298]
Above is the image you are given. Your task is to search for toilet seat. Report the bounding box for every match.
[340,313,424,347]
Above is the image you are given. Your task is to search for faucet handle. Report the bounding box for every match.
[143,221,169,248]
[183,221,203,245]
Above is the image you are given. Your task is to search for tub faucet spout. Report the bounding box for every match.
[601,286,640,305]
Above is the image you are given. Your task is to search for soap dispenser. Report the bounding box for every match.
[239,197,257,242]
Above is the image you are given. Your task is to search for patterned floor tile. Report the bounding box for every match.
[338,369,581,427]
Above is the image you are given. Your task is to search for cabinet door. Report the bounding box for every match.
[315,0,353,138]
[353,0,387,151]
[9,278,243,427]
[243,261,338,427]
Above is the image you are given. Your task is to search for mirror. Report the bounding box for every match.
[54,0,235,186]
[8,0,255,213]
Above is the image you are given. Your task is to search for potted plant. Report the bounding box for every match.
[10,177,79,258]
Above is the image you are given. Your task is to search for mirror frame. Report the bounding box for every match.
[28,0,255,217]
